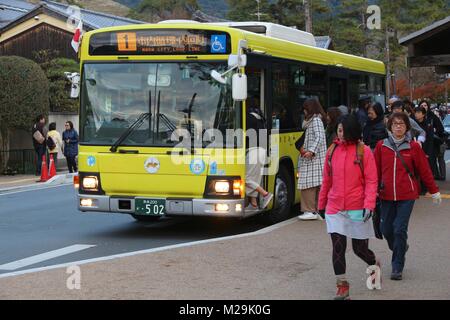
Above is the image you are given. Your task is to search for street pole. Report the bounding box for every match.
[408,67,413,102]
[256,0,260,22]
[304,0,312,33]
[445,77,448,106]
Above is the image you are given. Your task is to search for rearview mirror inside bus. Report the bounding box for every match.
[232,73,247,101]
[148,74,171,87]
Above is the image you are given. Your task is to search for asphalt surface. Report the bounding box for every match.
[0,196,449,300]
[0,185,271,275]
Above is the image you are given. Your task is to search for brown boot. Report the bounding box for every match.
[334,279,350,300]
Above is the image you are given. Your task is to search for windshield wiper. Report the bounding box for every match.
[110,112,151,152]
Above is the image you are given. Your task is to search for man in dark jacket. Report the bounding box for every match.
[32,115,47,176]
[417,100,445,179]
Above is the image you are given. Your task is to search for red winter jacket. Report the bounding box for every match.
[318,140,378,214]
[373,137,438,201]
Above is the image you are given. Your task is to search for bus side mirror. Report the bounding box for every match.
[232,73,247,101]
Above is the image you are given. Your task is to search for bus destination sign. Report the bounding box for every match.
[89,30,231,56]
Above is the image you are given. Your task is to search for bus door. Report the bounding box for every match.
[246,55,272,199]
[329,69,349,108]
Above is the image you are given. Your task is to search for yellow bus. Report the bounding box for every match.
[75,21,385,223]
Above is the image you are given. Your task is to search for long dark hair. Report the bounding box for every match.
[418,100,430,112]
[368,102,385,122]
[303,98,326,121]
[326,107,342,132]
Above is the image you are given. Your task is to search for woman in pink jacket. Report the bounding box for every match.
[318,115,380,300]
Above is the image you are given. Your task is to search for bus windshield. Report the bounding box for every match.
[80,62,241,147]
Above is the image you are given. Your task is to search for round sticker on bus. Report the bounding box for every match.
[190,159,205,175]
[144,157,160,174]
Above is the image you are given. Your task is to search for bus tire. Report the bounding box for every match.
[261,165,293,224]
[131,214,161,222]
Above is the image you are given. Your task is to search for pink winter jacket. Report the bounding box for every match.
[318,140,378,214]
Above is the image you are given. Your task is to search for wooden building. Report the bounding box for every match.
[0,0,144,61]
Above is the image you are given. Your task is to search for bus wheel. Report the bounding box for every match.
[131,214,161,222]
[262,165,293,224]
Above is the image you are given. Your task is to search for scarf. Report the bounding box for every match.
[388,131,407,148]
[302,114,321,130]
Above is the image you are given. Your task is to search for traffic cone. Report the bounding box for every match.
[48,154,56,179]
[39,154,49,182]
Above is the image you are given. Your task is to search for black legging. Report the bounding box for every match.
[66,156,77,173]
[331,233,376,276]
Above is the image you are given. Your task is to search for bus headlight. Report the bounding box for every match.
[214,181,230,193]
[204,176,242,198]
[82,176,98,190]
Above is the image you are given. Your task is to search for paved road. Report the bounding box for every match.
[0,185,271,275]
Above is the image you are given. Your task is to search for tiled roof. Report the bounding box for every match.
[0,0,144,32]
[399,15,450,45]
[43,0,144,29]
[0,0,34,11]
[0,0,34,28]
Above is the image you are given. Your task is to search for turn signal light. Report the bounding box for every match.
[73,175,79,189]
[233,180,243,196]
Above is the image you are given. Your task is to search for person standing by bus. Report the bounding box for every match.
[32,115,47,176]
[245,96,273,209]
[297,98,327,221]
[374,112,441,281]
[47,122,63,170]
[63,121,79,173]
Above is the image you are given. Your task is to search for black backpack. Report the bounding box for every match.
[46,136,56,149]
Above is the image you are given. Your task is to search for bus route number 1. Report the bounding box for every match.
[117,32,137,51]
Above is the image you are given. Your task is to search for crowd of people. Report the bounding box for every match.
[32,115,79,175]
[293,96,445,300]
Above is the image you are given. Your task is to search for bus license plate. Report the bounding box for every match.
[135,199,165,216]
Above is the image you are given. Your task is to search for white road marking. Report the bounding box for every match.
[0,244,96,271]
[0,183,72,196]
[0,218,297,278]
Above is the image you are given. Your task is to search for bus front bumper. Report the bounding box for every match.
[77,194,246,217]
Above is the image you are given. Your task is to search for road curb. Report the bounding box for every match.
[0,173,76,193]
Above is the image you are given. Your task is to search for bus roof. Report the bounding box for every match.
[83,22,386,76]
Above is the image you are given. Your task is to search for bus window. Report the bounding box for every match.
[272,63,297,131]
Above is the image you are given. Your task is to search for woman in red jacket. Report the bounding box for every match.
[374,112,441,281]
[318,115,380,300]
